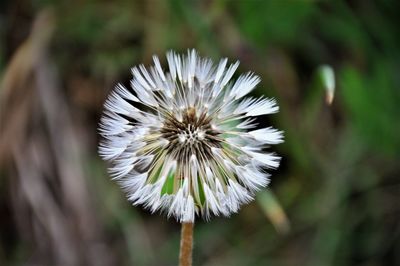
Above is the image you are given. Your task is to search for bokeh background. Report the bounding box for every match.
[1,0,400,265]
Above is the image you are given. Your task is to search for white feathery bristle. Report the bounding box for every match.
[214,58,228,83]
[230,72,261,100]
[248,127,284,144]
[245,98,279,116]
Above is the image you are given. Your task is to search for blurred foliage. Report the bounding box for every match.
[235,0,316,46]
[1,0,399,266]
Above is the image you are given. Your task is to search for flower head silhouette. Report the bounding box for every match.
[99,50,283,222]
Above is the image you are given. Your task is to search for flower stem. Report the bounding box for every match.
[179,222,194,266]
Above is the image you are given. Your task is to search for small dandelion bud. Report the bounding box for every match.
[98,49,283,223]
[318,64,335,105]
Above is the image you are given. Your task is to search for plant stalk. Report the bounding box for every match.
[179,222,194,266]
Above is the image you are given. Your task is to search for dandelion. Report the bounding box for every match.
[99,50,283,223]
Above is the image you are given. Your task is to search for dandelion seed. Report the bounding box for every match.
[99,49,283,222]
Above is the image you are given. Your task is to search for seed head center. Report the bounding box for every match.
[160,107,221,161]
[178,124,206,144]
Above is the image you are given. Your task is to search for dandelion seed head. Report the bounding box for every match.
[99,49,283,222]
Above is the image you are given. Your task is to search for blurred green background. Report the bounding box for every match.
[1,0,399,265]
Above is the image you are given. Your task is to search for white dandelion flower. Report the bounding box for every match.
[99,49,283,223]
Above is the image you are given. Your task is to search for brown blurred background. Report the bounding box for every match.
[1,0,400,265]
